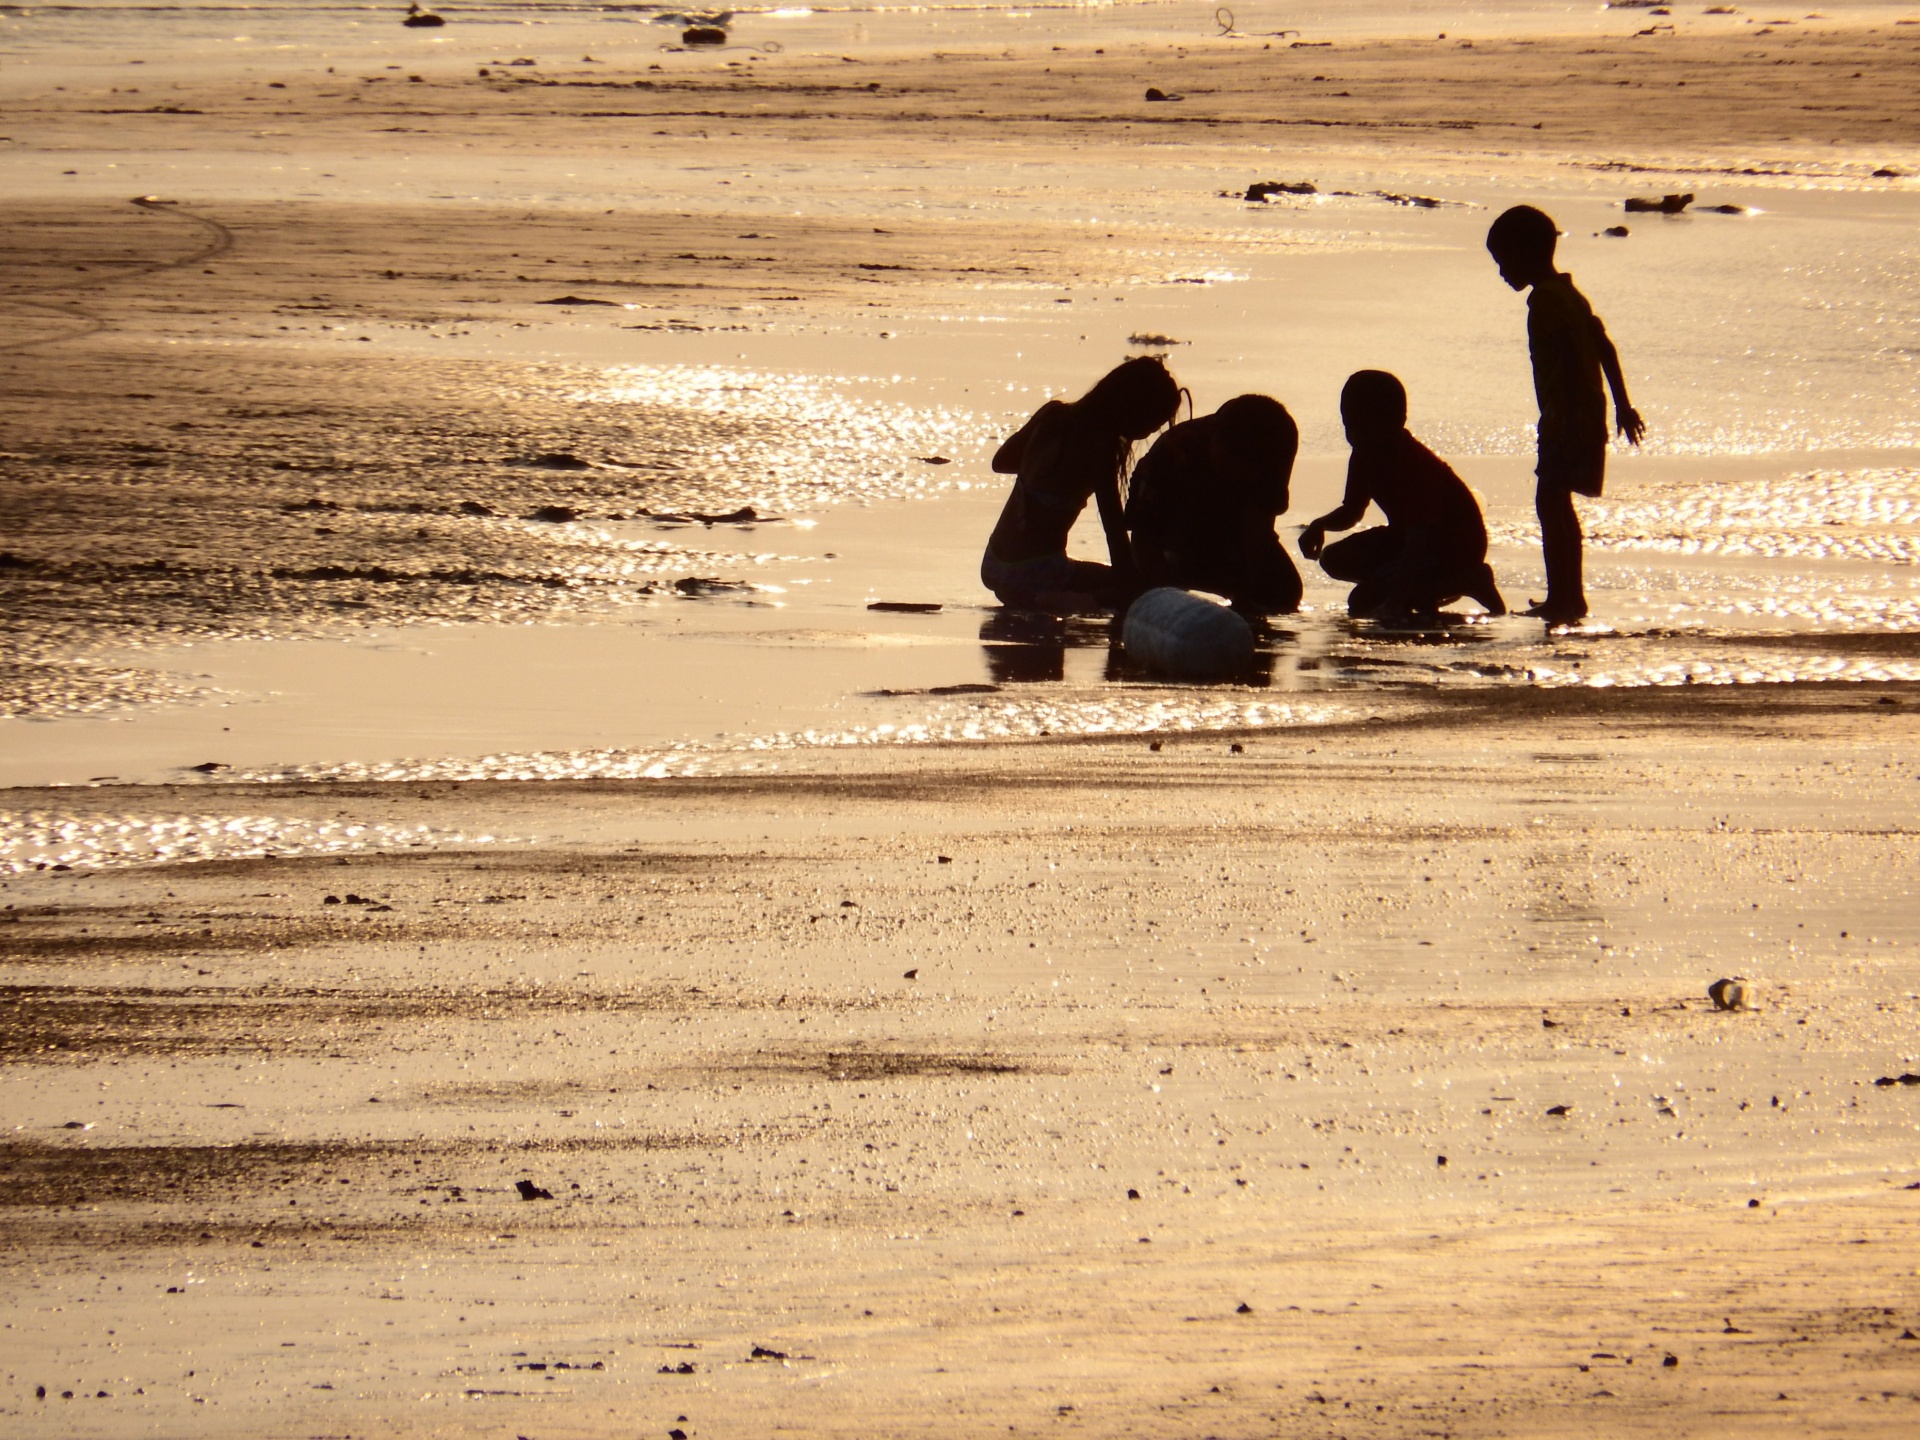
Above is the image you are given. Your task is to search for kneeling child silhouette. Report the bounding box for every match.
[1299,371,1505,620]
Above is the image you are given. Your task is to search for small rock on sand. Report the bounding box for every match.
[515,1179,554,1200]
[516,450,593,470]
[1624,192,1693,213]
[1245,179,1317,201]
[674,576,755,596]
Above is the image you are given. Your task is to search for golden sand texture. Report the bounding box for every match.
[3,22,1919,1437]
[9,28,1920,156]
[4,690,1919,1434]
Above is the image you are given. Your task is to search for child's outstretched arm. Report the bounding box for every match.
[1298,497,1368,561]
[1299,458,1373,560]
[1592,315,1646,446]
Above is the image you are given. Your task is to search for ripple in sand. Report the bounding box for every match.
[0,658,224,722]
[1581,468,1920,566]
[578,364,1001,511]
[220,692,1355,786]
[2,360,993,720]
[0,812,504,875]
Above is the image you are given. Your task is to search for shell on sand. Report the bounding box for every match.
[1707,977,1751,1011]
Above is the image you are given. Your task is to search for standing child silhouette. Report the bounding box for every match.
[1485,206,1645,625]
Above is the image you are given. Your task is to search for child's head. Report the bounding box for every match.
[1211,393,1298,508]
[1485,205,1559,290]
[1339,370,1408,448]
[1082,356,1181,440]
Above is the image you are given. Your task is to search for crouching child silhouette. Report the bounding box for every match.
[1485,204,1646,625]
[1299,370,1505,620]
[1125,393,1303,614]
[981,356,1182,612]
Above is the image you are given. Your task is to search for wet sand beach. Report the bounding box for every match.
[6,689,1920,1435]
[4,8,1920,1437]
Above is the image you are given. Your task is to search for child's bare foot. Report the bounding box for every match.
[1466,564,1507,616]
[1522,597,1588,624]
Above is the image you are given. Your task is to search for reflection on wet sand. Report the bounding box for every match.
[0,354,995,722]
[979,609,1289,687]
[979,599,1920,701]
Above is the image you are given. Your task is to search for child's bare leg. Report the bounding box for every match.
[1228,539,1303,615]
[1346,573,1409,619]
[1531,481,1587,621]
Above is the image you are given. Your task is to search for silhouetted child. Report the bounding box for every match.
[1485,205,1645,624]
[981,356,1182,612]
[1300,370,1505,619]
[1125,393,1302,614]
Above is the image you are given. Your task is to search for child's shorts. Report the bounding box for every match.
[1537,443,1606,499]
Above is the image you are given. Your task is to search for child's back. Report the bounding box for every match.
[1342,429,1487,555]
[1525,271,1610,498]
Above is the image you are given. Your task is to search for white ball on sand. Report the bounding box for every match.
[1122,587,1256,681]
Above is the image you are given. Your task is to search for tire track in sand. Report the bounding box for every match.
[0,195,232,353]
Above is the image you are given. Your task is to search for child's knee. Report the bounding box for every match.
[1535,484,1577,524]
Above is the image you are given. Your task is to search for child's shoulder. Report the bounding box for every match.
[1528,271,1596,323]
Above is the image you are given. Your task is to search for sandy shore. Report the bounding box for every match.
[6,25,1919,731]
[4,687,1920,1435]
[9,24,1920,166]
[4,17,1920,1438]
